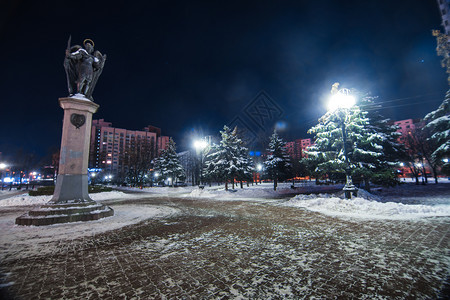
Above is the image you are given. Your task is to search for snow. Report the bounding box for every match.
[2,181,449,221]
[0,191,141,207]
[283,193,450,220]
[70,93,91,101]
[0,203,179,261]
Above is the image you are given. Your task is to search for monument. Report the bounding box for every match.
[16,38,114,226]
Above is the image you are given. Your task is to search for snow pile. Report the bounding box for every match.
[284,194,450,220]
[0,204,179,261]
[187,186,282,200]
[0,191,139,207]
[0,194,50,207]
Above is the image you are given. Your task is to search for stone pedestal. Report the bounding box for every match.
[16,96,114,226]
[51,97,98,203]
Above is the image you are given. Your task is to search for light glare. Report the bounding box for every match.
[328,93,356,111]
[194,140,208,150]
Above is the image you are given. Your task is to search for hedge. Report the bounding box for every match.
[29,185,113,196]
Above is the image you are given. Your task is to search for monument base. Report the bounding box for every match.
[15,202,114,226]
[50,174,92,204]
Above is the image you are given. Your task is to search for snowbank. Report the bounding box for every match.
[187,186,282,200]
[0,191,140,207]
[0,204,179,261]
[284,194,450,220]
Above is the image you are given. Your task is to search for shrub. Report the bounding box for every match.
[29,185,113,196]
[29,186,55,196]
[371,170,399,187]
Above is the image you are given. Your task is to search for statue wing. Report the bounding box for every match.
[85,50,106,100]
[64,45,82,95]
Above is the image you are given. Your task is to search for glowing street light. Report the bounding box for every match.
[327,84,357,199]
[327,88,356,112]
[194,138,209,186]
[194,140,208,150]
[256,164,263,184]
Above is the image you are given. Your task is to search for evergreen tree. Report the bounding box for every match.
[236,138,254,188]
[153,138,185,187]
[203,143,221,185]
[306,101,385,190]
[424,89,450,176]
[203,126,251,190]
[264,130,291,191]
[359,95,405,166]
[357,95,406,187]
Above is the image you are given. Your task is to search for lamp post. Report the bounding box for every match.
[328,87,358,199]
[194,139,208,186]
[0,163,6,191]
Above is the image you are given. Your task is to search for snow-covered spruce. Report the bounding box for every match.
[203,126,254,190]
[306,93,400,189]
[264,130,291,191]
[424,88,450,176]
[153,138,186,187]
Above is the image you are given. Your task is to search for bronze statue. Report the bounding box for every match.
[64,37,106,100]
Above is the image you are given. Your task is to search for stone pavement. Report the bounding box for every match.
[1,196,449,299]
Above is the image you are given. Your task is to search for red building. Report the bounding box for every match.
[285,138,312,160]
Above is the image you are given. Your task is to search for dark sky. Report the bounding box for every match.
[0,0,448,158]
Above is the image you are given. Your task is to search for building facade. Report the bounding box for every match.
[89,119,170,181]
[285,138,312,160]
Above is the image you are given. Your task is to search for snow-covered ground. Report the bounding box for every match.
[0,182,449,298]
[283,193,450,220]
[0,191,143,207]
[1,181,449,221]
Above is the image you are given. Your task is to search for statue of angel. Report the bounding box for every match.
[64,37,106,100]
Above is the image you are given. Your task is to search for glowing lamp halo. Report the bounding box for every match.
[327,93,356,112]
[194,140,208,150]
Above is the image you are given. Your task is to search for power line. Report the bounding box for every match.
[361,93,442,107]
[364,97,442,111]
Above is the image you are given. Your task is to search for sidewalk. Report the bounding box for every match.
[1,196,448,299]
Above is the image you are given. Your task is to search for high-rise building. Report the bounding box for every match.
[89,119,170,179]
[285,138,312,160]
[393,118,422,145]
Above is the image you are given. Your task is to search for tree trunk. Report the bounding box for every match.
[232,180,235,189]
[414,174,419,185]
[364,177,371,192]
[240,181,243,189]
[225,181,228,191]
[422,166,428,184]
[433,167,438,184]
[274,178,277,191]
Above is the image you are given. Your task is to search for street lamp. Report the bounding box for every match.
[194,139,208,186]
[256,164,263,184]
[0,163,6,191]
[328,86,357,199]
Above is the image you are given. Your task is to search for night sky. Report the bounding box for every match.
[0,0,448,159]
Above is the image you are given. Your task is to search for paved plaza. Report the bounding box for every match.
[0,193,449,299]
